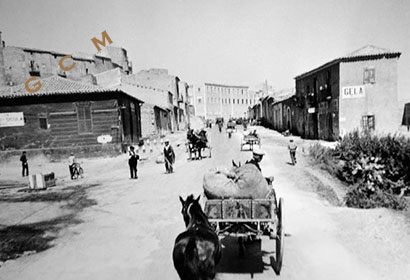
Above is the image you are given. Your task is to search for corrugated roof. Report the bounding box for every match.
[0,76,121,99]
[295,45,401,80]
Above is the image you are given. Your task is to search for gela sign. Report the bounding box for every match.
[25,31,113,93]
[341,85,365,99]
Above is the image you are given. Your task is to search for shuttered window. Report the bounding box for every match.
[76,102,92,133]
[361,115,375,131]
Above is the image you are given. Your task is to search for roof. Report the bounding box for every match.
[118,84,169,111]
[273,94,296,104]
[204,82,249,89]
[0,76,124,99]
[72,52,94,61]
[295,45,401,80]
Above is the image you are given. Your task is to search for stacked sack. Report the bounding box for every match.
[203,164,270,199]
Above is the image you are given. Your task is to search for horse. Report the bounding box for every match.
[173,195,222,280]
[187,129,208,159]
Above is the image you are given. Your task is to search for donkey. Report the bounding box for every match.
[173,195,222,280]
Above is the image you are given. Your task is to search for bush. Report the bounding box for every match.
[336,131,410,192]
[309,131,410,210]
[308,143,340,177]
[346,187,407,210]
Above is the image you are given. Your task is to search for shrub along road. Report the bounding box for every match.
[1,127,410,279]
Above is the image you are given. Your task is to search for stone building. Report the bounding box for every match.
[129,69,188,131]
[294,45,401,140]
[189,82,258,120]
[0,31,132,87]
[93,68,174,138]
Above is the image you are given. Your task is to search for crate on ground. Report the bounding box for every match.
[28,172,56,190]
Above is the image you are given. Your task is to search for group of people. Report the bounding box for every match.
[20,151,81,180]
[127,138,176,179]
[18,136,296,181]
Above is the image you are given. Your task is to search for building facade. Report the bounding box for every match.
[189,83,258,120]
[295,45,401,140]
[0,76,142,150]
[0,32,132,87]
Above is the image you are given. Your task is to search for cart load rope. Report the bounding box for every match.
[203,164,271,199]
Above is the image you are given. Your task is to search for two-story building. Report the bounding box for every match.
[295,45,401,140]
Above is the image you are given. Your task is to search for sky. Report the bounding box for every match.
[0,0,409,100]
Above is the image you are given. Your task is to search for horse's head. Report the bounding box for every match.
[179,194,201,227]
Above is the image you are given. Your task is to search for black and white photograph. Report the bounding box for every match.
[0,0,410,279]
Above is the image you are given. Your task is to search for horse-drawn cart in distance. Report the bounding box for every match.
[203,188,285,274]
[186,129,212,160]
[240,130,261,151]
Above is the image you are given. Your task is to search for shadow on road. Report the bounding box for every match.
[216,236,276,276]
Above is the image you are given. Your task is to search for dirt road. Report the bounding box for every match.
[1,126,410,280]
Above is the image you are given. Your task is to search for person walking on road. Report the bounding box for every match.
[68,153,76,180]
[288,139,297,165]
[128,146,139,179]
[164,139,175,174]
[20,151,29,177]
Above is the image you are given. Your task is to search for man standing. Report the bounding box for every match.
[68,153,76,180]
[163,139,175,173]
[128,146,139,179]
[288,139,297,165]
[20,151,29,177]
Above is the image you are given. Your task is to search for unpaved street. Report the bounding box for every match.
[1,126,410,280]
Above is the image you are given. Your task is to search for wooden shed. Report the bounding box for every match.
[0,76,142,150]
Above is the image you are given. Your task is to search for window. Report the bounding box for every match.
[76,102,92,133]
[233,99,235,104]
[39,118,48,129]
[197,97,202,104]
[361,115,375,131]
[364,68,375,84]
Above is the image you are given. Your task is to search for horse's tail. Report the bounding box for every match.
[184,237,217,280]
[185,237,198,266]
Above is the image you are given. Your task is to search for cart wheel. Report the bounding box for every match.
[275,198,285,274]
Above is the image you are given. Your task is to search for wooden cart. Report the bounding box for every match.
[203,190,285,274]
[240,134,261,151]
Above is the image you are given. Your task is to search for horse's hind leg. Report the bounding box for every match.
[238,237,246,258]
